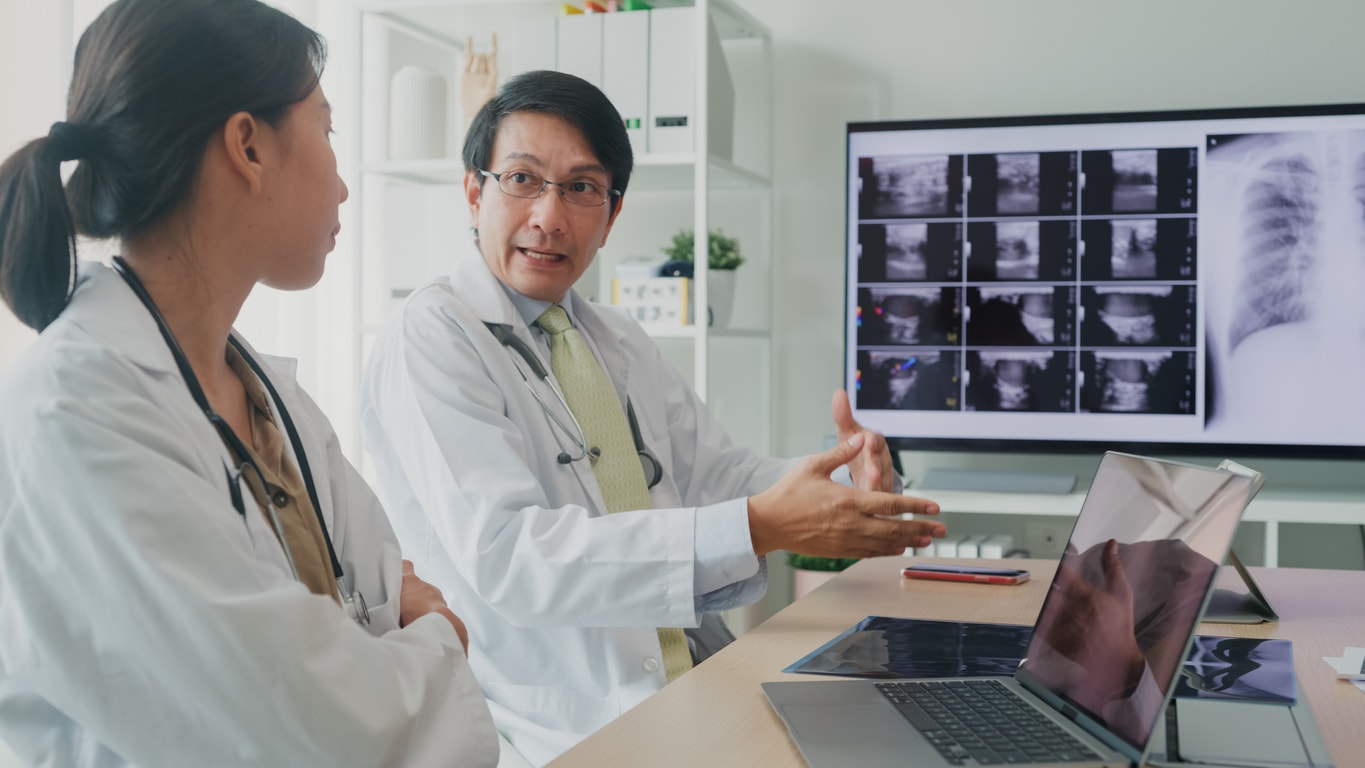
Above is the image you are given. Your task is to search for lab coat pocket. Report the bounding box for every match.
[483,681,621,735]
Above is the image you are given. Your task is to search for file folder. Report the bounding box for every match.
[603,10,649,155]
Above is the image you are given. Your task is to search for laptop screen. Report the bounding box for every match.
[1016,452,1258,752]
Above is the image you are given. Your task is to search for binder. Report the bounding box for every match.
[602,10,649,156]
[646,6,733,158]
[556,12,603,89]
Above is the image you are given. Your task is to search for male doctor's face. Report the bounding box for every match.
[465,111,622,303]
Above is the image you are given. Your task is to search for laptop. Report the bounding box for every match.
[763,452,1265,768]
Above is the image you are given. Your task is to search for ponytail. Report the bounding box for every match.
[0,0,326,333]
[0,125,82,331]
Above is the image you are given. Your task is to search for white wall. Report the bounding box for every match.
[726,0,1365,572]
[0,0,66,368]
[733,0,1365,464]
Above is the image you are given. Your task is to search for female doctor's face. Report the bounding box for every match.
[465,111,621,303]
[248,84,348,291]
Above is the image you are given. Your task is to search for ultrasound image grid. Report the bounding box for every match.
[855,142,1200,416]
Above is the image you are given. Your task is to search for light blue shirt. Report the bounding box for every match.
[500,284,760,601]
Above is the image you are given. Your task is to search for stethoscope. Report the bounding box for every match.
[480,319,664,489]
[112,257,369,626]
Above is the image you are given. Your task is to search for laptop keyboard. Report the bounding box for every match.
[875,679,1102,765]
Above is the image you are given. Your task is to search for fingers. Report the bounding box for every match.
[807,432,865,476]
[1101,538,1133,598]
[464,37,474,69]
[402,559,415,576]
[859,518,946,557]
[831,389,859,439]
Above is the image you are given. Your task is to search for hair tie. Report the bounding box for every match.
[48,121,93,162]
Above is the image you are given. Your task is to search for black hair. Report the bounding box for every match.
[0,0,325,331]
[462,70,633,212]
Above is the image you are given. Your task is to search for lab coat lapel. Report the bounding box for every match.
[451,249,612,515]
[73,261,182,378]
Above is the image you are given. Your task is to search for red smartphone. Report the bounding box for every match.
[901,564,1030,585]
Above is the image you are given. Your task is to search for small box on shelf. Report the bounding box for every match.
[612,277,690,325]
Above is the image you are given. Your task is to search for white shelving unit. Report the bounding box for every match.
[911,485,1365,568]
[345,0,775,460]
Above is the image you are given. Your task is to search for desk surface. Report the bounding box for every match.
[550,557,1365,767]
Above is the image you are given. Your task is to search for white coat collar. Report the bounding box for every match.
[449,244,633,396]
[67,261,183,378]
[69,261,300,396]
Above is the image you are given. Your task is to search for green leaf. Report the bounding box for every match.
[786,553,860,572]
[661,228,744,270]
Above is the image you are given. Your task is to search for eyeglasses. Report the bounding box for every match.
[478,169,621,208]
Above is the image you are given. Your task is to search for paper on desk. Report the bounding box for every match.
[1322,646,1365,693]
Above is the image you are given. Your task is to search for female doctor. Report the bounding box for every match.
[0,1,497,765]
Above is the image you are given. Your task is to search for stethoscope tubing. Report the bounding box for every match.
[110,257,363,620]
[474,317,663,488]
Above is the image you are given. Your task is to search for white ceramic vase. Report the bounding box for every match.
[389,65,447,160]
[705,268,737,328]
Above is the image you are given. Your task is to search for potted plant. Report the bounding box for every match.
[659,228,744,327]
[787,553,859,600]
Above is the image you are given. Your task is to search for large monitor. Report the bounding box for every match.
[847,103,1365,458]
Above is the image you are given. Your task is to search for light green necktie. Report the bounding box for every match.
[536,305,693,682]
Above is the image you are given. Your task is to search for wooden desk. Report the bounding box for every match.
[550,558,1365,767]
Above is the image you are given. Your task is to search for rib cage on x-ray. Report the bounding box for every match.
[1228,154,1320,353]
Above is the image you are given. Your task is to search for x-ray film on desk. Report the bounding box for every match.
[783,616,1296,705]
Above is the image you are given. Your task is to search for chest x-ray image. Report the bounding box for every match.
[1202,129,1365,443]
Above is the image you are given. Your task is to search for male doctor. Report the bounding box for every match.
[362,70,946,765]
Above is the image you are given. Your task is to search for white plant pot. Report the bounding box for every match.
[389,65,447,160]
[705,268,737,327]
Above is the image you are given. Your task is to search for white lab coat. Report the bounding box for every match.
[0,263,498,768]
[361,249,794,765]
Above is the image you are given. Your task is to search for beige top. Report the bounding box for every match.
[223,344,339,602]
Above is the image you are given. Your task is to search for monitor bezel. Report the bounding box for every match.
[846,102,1365,461]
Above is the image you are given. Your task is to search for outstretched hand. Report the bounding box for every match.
[831,389,896,492]
[747,433,944,558]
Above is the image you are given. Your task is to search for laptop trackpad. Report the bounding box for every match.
[1177,699,1318,766]
[785,702,912,741]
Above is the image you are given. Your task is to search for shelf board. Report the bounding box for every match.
[362,153,769,189]
[908,486,1365,526]
[639,323,698,338]
[356,0,769,42]
[641,325,770,339]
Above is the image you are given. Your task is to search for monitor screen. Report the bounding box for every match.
[846,104,1365,457]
